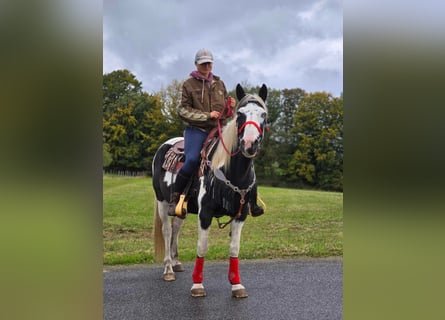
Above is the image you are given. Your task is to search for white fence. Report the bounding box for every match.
[103,170,147,177]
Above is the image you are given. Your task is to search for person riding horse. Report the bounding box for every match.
[167,48,264,218]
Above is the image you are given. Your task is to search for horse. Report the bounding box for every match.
[152,83,268,298]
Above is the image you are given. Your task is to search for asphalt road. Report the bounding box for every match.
[104,258,342,320]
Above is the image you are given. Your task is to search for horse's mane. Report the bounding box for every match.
[211,117,238,171]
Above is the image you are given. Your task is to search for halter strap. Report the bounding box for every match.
[237,94,266,110]
[238,120,263,136]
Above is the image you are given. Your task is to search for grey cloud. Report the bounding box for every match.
[104,0,342,96]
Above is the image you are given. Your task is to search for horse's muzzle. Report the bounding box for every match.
[240,137,260,158]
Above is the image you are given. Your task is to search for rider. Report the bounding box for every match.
[168,48,264,218]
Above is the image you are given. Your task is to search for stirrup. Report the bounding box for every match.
[175,194,187,219]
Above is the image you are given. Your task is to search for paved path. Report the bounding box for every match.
[104,258,342,320]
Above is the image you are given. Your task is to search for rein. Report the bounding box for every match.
[217,98,240,157]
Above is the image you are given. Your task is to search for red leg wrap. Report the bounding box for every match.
[228,257,241,284]
[192,256,205,283]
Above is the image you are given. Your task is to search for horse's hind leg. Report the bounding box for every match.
[229,220,248,298]
[171,216,185,272]
[158,201,175,281]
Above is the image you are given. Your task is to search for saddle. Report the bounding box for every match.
[162,128,219,176]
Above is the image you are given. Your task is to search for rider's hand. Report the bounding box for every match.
[228,96,236,108]
[210,111,221,119]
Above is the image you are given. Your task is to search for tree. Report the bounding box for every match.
[275,88,306,146]
[155,79,185,139]
[250,88,305,186]
[103,143,112,168]
[103,70,165,173]
[249,87,285,185]
[103,69,142,112]
[289,92,343,191]
[102,71,343,188]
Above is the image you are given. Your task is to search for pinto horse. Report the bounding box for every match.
[152,83,268,298]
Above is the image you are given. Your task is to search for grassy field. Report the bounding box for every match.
[103,175,343,265]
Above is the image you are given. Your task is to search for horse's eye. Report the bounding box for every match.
[261,112,267,119]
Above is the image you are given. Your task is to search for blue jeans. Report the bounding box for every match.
[181,126,209,176]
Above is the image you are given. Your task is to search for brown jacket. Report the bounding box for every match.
[178,74,228,131]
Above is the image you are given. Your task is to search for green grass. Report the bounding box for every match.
[103,175,343,265]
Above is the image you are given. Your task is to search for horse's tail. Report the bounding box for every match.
[153,200,164,262]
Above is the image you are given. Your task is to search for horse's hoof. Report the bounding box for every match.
[191,283,206,297]
[232,288,248,298]
[173,264,185,272]
[191,288,206,297]
[163,273,175,282]
[231,284,248,298]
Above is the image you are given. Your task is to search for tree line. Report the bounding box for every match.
[103,69,343,191]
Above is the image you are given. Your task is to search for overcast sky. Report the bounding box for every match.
[103,0,342,97]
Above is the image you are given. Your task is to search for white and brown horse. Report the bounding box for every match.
[152,83,268,298]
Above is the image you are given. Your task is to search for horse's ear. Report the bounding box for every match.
[259,84,268,102]
[236,83,246,101]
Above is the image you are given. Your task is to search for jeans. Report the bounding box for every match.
[181,126,209,175]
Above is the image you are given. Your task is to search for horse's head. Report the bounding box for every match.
[235,84,268,158]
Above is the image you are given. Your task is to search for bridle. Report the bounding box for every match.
[217,96,267,157]
[237,120,264,137]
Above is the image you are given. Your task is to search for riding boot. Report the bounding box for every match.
[250,202,264,217]
[250,183,264,217]
[167,171,191,217]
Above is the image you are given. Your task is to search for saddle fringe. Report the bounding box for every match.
[162,147,184,174]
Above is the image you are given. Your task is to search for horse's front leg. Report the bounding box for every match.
[229,220,248,298]
[170,216,185,272]
[190,219,210,297]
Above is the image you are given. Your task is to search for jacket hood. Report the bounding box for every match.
[189,70,214,83]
